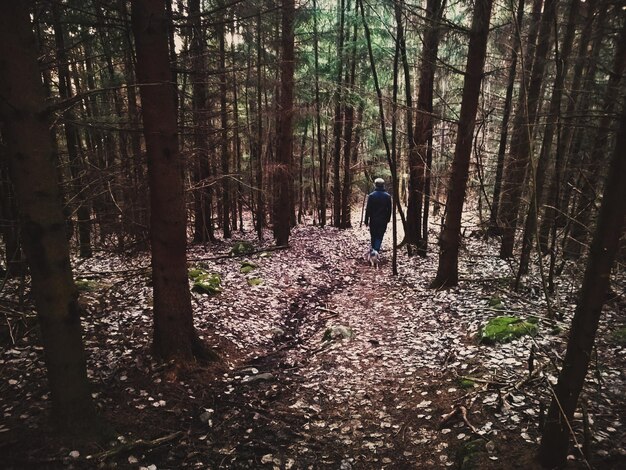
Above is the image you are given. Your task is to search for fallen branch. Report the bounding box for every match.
[188,245,289,262]
[440,405,480,434]
[92,431,183,461]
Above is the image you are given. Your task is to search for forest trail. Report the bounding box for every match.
[1,225,623,469]
[194,225,550,469]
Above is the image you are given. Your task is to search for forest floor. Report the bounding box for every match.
[1,221,625,469]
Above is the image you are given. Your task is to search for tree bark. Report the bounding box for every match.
[219,1,232,238]
[332,0,346,227]
[273,0,296,245]
[488,0,527,235]
[564,16,626,259]
[51,3,93,259]
[0,1,99,433]
[407,0,445,256]
[498,0,556,259]
[516,0,580,278]
[538,95,626,469]
[430,0,493,289]
[132,0,211,361]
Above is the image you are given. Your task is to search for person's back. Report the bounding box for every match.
[364,178,392,255]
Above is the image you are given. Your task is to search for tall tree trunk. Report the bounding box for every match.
[51,3,93,258]
[273,0,296,245]
[332,0,346,227]
[564,17,626,259]
[219,2,231,238]
[0,1,99,433]
[538,0,602,251]
[313,0,326,227]
[538,96,626,469]
[407,0,445,256]
[488,0,527,235]
[341,12,358,229]
[498,0,556,259]
[132,0,211,361]
[430,0,494,289]
[255,10,265,239]
[516,0,580,279]
[190,0,214,243]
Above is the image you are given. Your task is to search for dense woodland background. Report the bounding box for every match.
[0,0,625,468]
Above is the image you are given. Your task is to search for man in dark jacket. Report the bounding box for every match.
[364,178,392,255]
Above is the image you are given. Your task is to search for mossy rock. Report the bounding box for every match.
[240,261,258,274]
[75,279,98,292]
[456,439,485,470]
[479,316,538,344]
[189,268,222,295]
[247,277,263,286]
[611,326,626,346]
[487,296,505,310]
[230,241,254,256]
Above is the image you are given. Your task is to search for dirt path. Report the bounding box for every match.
[1,225,623,469]
[200,228,535,469]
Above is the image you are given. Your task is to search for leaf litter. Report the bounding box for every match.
[0,223,624,468]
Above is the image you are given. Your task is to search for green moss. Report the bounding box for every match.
[230,241,254,256]
[240,261,257,274]
[75,279,98,292]
[479,316,538,344]
[459,378,476,389]
[247,277,263,286]
[189,268,222,295]
[611,327,626,346]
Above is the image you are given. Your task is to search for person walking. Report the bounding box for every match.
[364,178,392,257]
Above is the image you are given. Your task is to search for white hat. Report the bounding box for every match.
[374,178,385,186]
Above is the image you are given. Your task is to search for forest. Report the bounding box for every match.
[0,0,624,468]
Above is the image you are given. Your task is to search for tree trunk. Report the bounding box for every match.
[219,2,231,239]
[498,0,556,259]
[0,1,99,433]
[488,0,527,235]
[430,0,493,289]
[255,10,265,239]
[407,0,445,256]
[538,95,626,469]
[190,0,214,244]
[331,0,346,227]
[564,17,626,259]
[51,3,93,259]
[313,0,327,227]
[273,0,296,245]
[516,0,580,279]
[132,0,211,362]
[538,0,602,251]
[341,12,358,229]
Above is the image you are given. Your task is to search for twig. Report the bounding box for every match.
[188,245,289,262]
[93,431,183,461]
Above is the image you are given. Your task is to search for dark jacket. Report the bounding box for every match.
[365,187,392,227]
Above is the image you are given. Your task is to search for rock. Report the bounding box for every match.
[242,372,273,383]
[322,325,354,342]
